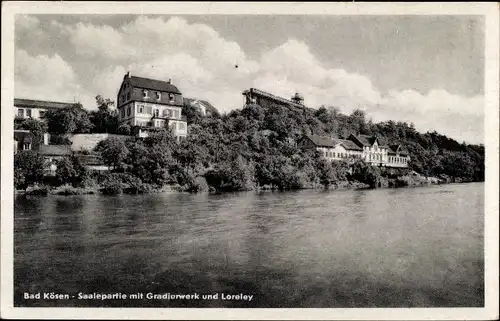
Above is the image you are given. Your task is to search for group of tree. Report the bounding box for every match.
[14,93,485,193]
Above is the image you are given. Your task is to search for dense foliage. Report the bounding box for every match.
[14,150,46,189]
[14,95,484,193]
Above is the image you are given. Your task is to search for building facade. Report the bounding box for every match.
[117,72,188,140]
[14,98,77,120]
[299,135,364,161]
[299,134,410,168]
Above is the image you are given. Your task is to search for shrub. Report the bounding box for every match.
[51,184,97,195]
[14,151,46,190]
[100,173,127,195]
[25,184,49,196]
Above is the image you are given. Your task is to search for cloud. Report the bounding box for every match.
[378,90,484,143]
[14,15,484,144]
[15,50,83,101]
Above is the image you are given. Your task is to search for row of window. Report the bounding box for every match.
[389,156,408,164]
[17,108,44,118]
[321,151,362,159]
[151,120,186,131]
[121,89,176,104]
[120,105,182,119]
[14,141,31,153]
[368,153,383,161]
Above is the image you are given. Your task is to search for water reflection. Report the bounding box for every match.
[14,183,484,307]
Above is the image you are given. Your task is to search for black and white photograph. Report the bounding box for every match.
[1,2,498,320]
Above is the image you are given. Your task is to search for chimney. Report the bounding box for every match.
[168,78,172,84]
[126,71,131,78]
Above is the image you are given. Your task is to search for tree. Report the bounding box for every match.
[94,137,129,170]
[44,103,93,134]
[182,103,204,125]
[90,95,119,133]
[14,150,46,189]
[351,160,381,188]
[55,157,77,185]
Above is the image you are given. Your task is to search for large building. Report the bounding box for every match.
[116,72,188,140]
[242,88,307,113]
[14,98,77,120]
[299,134,410,168]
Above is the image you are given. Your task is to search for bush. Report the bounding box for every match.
[350,161,381,188]
[25,184,49,196]
[14,151,46,190]
[100,173,127,195]
[185,176,209,193]
[51,184,97,195]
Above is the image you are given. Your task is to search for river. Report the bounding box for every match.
[13,183,484,307]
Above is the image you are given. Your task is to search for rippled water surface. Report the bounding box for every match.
[14,183,484,307]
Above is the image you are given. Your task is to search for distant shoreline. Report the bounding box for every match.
[14,178,482,197]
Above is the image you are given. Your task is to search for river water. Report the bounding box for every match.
[14,183,484,307]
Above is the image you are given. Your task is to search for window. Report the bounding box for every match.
[127,93,130,101]
[18,109,24,117]
[169,93,175,102]
[156,92,161,100]
[127,106,131,116]
[23,143,31,150]
[120,108,125,118]
[138,104,144,114]
[143,89,149,98]
[26,109,32,118]
[146,106,152,115]
[39,110,46,118]
[154,109,159,117]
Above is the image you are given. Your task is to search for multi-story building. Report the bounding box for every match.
[299,135,364,161]
[14,98,77,120]
[299,134,410,168]
[116,72,188,140]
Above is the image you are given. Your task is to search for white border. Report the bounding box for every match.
[1,2,498,320]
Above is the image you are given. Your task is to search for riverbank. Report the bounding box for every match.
[16,173,477,197]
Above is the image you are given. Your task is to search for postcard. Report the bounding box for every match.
[1,1,498,320]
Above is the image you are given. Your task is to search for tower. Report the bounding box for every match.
[291,92,304,105]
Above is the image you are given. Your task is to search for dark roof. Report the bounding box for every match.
[14,98,77,109]
[305,135,336,148]
[14,130,33,141]
[388,144,408,156]
[128,76,181,94]
[333,139,363,151]
[38,145,71,156]
[351,134,388,148]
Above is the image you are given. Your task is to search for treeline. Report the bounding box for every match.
[14,95,484,194]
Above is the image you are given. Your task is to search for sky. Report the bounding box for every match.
[14,14,485,144]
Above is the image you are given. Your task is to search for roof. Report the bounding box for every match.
[184,98,219,115]
[14,98,77,110]
[38,145,72,156]
[388,144,409,156]
[305,135,336,148]
[351,134,388,148]
[128,76,181,94]
[333,139,363,151]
